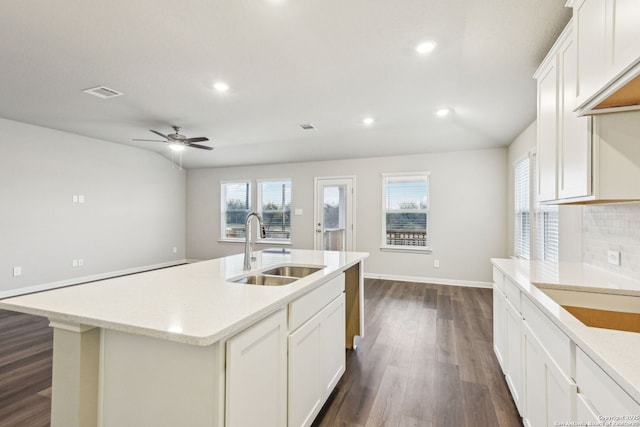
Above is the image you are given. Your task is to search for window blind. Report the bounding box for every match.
[258,180,292,241]
[221,181,251,239]
[514,157,530,259]
[382,173,430,249]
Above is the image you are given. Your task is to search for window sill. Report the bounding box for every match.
[256,240,291,246]
[218,239,292,245]
[380,246,432,254]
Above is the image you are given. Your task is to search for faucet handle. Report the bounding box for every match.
[260,225,267,239]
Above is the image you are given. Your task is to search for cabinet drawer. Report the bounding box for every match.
[576,348,640,416]
[289,273,345,331]
[504,278,521,313]
[493,267,504,292]
[522,296,572,376]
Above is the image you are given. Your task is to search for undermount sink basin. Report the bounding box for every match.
[538,287,640,333]
[230,264,324,286]
[232,275,297,286]
[261,265,322,278]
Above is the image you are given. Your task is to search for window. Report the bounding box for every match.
[532,153,559,262]
[514,157,530,259]
[381,173,430,251]
[221,181,251,240]
[258,179,292,242]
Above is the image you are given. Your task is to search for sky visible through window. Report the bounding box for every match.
[385,180,427,209]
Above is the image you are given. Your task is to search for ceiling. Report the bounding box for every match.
[0,0,571,168]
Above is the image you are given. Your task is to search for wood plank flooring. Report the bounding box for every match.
[0,310,52,427]
[0,279,521,427]
[312,279,523,427]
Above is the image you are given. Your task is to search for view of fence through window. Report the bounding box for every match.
[259,180,291,241]
[223,182,251,239]
[383,174,429,248]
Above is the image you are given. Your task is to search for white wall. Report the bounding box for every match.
[187,148,507,284]
[0,118,186,297]
[506,120,582,261]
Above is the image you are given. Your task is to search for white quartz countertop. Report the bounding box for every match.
[491,258,640,403]
[0,249,368,346]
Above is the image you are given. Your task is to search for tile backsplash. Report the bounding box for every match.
[582,202,640,279]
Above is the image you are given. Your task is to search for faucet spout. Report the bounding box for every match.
[243,212,266,271]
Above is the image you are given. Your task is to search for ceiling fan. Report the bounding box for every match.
[133,126,213,151]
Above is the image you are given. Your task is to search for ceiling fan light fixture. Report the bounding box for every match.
[169,143,186,152]
[213,82,230,93]
[416,41,437,55]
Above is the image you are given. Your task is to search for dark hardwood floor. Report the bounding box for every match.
[312,279,523,427]
[0,279,521,427]
[0,310,52,427]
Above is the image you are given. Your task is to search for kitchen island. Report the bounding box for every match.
[0,249,368,427]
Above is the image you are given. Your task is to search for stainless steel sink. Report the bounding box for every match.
[232,275,297,286]
[230,264,324,286]
[261,265,322,278]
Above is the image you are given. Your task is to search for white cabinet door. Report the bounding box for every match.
[320,294,346,396]
[226,309,287,427]
[523,322,576,427]
[289,310,323,427]
[493,288,506,370]
[289,294,346,427]
[537,57,559,202]
[575,0,607,105]
[610,0,640,78]
[558,29,592,200]
[505,300,523,415]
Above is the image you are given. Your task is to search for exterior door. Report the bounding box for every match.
[314,177,354,251]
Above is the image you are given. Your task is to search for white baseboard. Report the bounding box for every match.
[0,260,188,299]
[363,272,492,289]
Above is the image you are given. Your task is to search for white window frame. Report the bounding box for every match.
[532,152,559,262]
[257,178,292,245]
[220,180,252,243]
[380,172,431,253]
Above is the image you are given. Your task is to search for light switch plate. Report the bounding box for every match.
[295,209,303,216]
[13,266,22,277]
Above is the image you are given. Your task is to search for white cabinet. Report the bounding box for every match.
[493,288,506,370]
[522,322,577,427]
[572,0,640,114]
[574,0,607,107]
[288,273,346,427]
[575,348,640,420]
[289,294,345,427]
[226,309,287,427]
[493,269,524,416]
[535,20,592,203]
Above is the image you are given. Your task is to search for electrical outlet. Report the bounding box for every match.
[78,195,85,204]
[607,250,621,266]
[434,259,440,268]
[78,258,84,267]
[72,195,79,203]
[13,266,22,277]
[72,259,78,267]
[172,247,178,254]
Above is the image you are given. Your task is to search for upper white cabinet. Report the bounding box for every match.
[535,18,640,204]
[535,21,592,203]
[571,0,640,114]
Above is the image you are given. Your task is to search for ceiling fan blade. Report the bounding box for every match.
[149,130,171,140]
[132,138,167,142]
[187,143,214,150]
[184,136,209,143]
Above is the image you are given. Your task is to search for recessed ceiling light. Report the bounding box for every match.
[434,108,451,117]
[213,82,230,93]
[416,41,437,55]
[362,117,375,125]
[169,143,186,152]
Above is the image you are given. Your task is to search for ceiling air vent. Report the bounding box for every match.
[82,86,124,99]
[299,124,316,130]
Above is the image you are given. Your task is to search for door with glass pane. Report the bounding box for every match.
[314,178,354,251]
